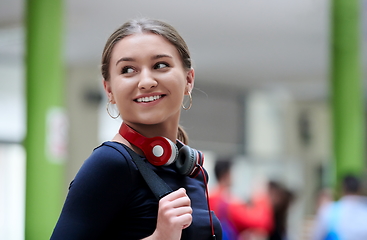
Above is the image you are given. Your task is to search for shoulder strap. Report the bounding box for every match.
[122,145,173,200]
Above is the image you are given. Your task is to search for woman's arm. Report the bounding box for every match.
[50,146,132,239]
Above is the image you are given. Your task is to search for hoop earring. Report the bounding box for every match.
[106,100,120,119]
[182,91,192,110]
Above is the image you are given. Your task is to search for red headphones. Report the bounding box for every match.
[119,123,204,178]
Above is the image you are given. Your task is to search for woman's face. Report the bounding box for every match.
[104,33,194,128]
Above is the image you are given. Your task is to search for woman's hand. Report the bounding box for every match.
[148,188,192,240]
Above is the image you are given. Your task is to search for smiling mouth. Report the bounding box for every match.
[135,95,164,103]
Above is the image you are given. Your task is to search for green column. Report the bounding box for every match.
[25,0,65,239]
[330,0,365,194]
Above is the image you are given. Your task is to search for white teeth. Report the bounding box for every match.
[136,95,162,103]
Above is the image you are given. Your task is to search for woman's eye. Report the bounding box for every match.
[122,66,135,74]
[154,62,169,69]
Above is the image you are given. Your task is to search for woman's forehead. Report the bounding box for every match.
[111,33,180,62]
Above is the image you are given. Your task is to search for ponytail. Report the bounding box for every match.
[177,125,189,145]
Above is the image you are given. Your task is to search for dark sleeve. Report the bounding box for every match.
[50,144,133,240]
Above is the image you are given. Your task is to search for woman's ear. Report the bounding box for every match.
[185,68,195,94]
[103,79,116,103]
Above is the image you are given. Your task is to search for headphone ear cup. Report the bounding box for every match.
[176,145,201,177]
[119,123,179,166]
[144,137,178,166]
[190,150,204,178]
[162,137,179,166]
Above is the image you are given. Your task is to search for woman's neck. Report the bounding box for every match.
[124,122,179,143]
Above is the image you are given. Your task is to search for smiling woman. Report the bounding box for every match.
[50,18,222,240]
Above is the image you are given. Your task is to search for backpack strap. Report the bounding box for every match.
[121,144,173,200]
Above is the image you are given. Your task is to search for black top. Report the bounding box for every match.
[50,141,222,240]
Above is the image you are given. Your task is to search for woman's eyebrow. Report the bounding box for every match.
[116,57,135,66]
[115,55,172,66]
[151,54,172,60]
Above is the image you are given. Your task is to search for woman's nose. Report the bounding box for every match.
[138,69,157,90]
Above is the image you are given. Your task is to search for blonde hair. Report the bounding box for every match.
[101,18,191,144]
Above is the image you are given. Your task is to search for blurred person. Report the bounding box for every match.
[209,158,273,240]
[50,18,222,240]
[267,181,295,240]
[316,188,333,210]
[312,174,367,240]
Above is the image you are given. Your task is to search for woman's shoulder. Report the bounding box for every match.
[77,141,137,176]
[90,141,132,162]
[70,141,139,189]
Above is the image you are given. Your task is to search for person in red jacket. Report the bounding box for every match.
[209,158,273,239]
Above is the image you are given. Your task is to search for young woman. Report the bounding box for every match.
[50,18,222,240]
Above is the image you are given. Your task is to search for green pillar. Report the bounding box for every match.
[330,0,365,194]
[25,0,65,239]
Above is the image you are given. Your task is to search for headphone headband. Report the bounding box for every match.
[119,122,146,147]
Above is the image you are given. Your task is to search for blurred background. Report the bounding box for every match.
[0,0,366,239]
